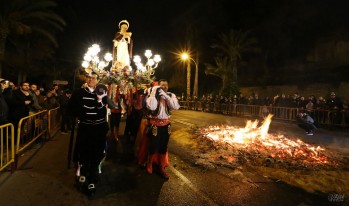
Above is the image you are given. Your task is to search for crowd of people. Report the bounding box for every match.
[181,91,349,125]
[0,78,72,134]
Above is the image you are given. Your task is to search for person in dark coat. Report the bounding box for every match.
[59,89,72,133]
[7,82,33,132]
[0,80,9,125]
[67,72,108,197]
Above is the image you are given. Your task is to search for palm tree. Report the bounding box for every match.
[210,29,259,83]
[205,56,236,95]
[0,0,66,77]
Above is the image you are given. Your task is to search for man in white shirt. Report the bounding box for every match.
[146,79,180,179]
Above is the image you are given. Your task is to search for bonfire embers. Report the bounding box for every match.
[199,114,341,170]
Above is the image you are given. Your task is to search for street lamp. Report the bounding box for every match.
[81,44,113,74]
[133,49,161,83]
[181,52,198,99]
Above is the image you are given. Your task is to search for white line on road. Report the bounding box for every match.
[172,119,196,127]
[169,166,219,206]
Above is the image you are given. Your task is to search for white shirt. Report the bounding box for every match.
[146,87,180,119]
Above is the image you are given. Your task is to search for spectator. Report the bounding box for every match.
[51,84,59,97]
[35,90,45,107]
[29,83,43,113]
[342,100,349,125]
[1,80,13,102]
[0,79,9,124]
[297,112,316,135]
[59,89,72,134]
[41,91,59,110]
[7,81,33,137]
[327,92,342,125]
[200,94,206,112]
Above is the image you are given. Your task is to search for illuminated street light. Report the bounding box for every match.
[181,52,198,99]
[133,49,161,83]
[81,44,113,74]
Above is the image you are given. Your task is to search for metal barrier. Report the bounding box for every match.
[179,101,349,127]
[16,110,49,156]
[48,107,61,138]
[0,107,61,173]
[0,123,15,173]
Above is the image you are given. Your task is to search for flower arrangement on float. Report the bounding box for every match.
[81,44,135,88]
[81,44,161,89]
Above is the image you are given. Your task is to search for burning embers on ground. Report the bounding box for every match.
[191,114,349,195]
[198,114,342,170]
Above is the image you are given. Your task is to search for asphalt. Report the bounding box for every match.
[0,112,348,206]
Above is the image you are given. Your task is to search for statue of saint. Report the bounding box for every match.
[113,20,133,69]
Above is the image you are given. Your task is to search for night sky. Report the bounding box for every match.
[55,0,349,90]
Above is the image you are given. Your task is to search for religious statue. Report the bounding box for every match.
[113,20,133,69]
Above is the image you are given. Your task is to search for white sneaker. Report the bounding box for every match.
[306,133,313,136]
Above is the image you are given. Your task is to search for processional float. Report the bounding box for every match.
[81,19,161,116]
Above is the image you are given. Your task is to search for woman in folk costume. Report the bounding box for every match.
[107,84,122,142]
[145,79,180,179]
[113,20,133,68]
[134,84,151,166]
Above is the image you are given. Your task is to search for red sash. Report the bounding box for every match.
[149,118,170,126]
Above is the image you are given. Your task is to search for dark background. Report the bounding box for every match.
[52,0,349,93]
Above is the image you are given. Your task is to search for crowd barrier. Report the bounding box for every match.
[0,123,15,173]
[48,107,61,138]
[0,107,60,173]
[179,101,349,127]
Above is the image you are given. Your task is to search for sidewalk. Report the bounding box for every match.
[0,131,85,205]
[0,118,128,206]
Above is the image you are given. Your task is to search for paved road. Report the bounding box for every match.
[0,110,348,206]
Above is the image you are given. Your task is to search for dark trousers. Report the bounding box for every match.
[298,122,316,132]
[74,122,108,183]
[61,113,71,132]
[109,112,121,130]
[147,124,170,154]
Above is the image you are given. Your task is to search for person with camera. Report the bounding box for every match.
[67,71,109,197]
[146,79,180,179]
[297,112,316,135]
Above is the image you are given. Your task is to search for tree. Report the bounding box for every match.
[210,29,259,83]
[0,0,66,77]
[205,56,238,96]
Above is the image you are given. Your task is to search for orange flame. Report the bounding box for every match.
[200,114,332,166]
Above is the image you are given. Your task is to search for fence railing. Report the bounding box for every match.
[16,110,49,156]
[0,123,15,173]
[179,101,349,127]
[0,107,60,173]
[48,107,61,138]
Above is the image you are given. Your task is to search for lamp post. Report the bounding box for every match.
[133,49,161,83]
[181,53,198,99]
[81,44,113,74]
